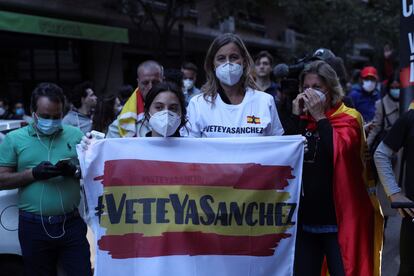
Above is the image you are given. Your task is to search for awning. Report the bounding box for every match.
[0,11,129,43]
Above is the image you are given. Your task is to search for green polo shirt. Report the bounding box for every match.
[0,124,83,215]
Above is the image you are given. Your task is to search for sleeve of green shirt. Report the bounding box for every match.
[0,134,17,167]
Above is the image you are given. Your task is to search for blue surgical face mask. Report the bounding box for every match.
[35,114,62,135]
[15,107,25,116]
[389,88,400,99]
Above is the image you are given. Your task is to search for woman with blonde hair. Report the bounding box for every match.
[292,60,383,276]
[185,33,284,137]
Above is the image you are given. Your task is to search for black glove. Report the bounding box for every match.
[55,160,77,177]
[32,161,61,180]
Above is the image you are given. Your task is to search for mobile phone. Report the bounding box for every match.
[55,158,71,168]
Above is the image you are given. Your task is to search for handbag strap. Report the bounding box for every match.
[381,98,392,128]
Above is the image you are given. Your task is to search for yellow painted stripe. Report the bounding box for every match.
[99,186,294,237]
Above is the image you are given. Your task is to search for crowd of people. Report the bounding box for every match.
[0,32,412,276]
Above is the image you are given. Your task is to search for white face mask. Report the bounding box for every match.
[149,110,181,137]
[362,80,376,92]
[183,79,194,91]
[314,89,326,102]
[0,107,5,116]
[215,62,243,86]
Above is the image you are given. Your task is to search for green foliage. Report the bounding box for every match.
[269,0,399,60]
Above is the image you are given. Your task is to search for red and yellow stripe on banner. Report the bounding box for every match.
[94,160,297,258]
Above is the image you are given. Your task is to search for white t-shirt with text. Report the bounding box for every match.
[185,88,284,137]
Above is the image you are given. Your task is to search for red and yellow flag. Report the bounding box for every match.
[329,103,383,276]
[117,88,145,137]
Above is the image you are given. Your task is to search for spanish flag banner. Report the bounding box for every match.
[330,103,383,276]
[78,136,304,275]
[117,88,145,137]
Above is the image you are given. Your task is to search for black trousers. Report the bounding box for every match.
[294,226,345,276]
[18,213,92,276]
[399,217,414,276]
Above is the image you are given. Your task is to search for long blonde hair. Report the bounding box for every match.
[201,33,257,103]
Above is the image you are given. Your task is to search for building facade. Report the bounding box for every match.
[0,0,293,106]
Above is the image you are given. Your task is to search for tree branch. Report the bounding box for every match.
[137,0,162,35]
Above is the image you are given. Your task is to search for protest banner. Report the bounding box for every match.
[401,0,414,111]
[78,136,304,276]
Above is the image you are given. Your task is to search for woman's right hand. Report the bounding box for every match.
[292,93,306,115]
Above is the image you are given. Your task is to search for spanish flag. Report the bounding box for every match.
[304,103,383,276]
[117,88,145,137]
[247,115,261,124]
[331,103,383,276]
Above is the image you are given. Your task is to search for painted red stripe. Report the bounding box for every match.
[98,160,294,190]
[98,232,291,258]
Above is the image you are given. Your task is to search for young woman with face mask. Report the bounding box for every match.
[185,33,284,137]
[141,81,187,137]
[81,81,186,145]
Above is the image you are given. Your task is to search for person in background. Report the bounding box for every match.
[291,60,382,276]
[0,82,91,276]
[0,97,12,119]
[367,73,401,221]
[367,72,400,150]
[10,101,33,123]
[106,60,163,138]
[91,95,122,134]
[181,62,201,106]
[165,68,184,88]
[117,84,134,108]
[11,101,25,119]
[63,81,97,134]
[254,50,279,104]
[349,66,381,124]
[186,33,284,137]
[380,44,398,86]
[374,109,414,276]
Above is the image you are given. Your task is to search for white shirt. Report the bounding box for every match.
[185,88,284,137]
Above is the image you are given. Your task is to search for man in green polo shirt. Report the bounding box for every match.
[0,82,91,275]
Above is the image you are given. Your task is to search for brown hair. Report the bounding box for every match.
[201,33,257,103]
[254,50,274,66]
[299,60,344,106]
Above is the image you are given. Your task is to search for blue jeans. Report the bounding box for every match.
[18,210,92,276]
